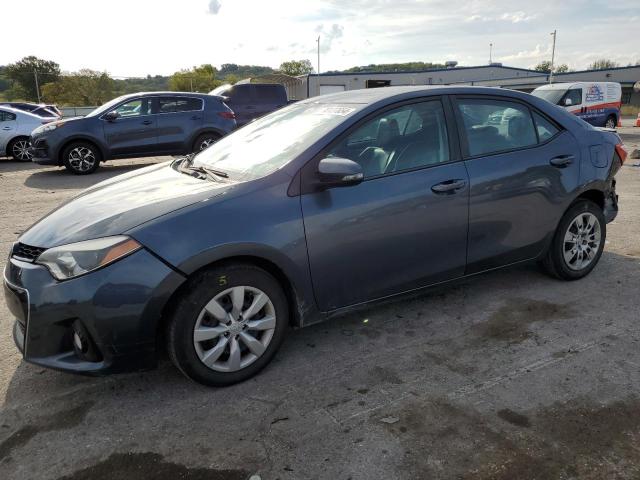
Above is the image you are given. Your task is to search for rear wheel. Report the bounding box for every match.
[167,263,289,386]
[541,200,605,280]
[62,141,101,175]
[8,137,32,161]
[605,115,616,129]
[193,133,221,153]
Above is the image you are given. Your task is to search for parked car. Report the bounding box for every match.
[4,86,625,386]
[0,106,53,161]
[211,83,287,126]
[29,92,236,174]
[0,102,62,119]
[532,82,622,129]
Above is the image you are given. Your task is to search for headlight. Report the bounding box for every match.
[32,121,65,135]
[36,236,141,280]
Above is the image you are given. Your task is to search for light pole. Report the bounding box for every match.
[549,30,557,84]
[489,43,493,64]
[316,35,321,96]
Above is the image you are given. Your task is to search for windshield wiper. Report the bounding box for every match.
[180,163,229,181]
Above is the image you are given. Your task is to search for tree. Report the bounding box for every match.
[589,59,619,70]
[41,70,115,106]
[168,64,221,92]
[533,61,569,73]
[5,56,60,102]
[278,59,314,76]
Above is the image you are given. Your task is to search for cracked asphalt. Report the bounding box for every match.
[1,125,639,479]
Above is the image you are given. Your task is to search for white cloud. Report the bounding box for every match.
[315,23,344,54]
[207,0,221,15]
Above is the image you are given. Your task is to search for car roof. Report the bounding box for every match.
[0,105,43,119]
[300,85,533,105]
[122,91,215,98]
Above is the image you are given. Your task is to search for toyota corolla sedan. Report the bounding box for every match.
[3,86,625,386]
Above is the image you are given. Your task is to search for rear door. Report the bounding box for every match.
[453,95,580,273]
[0,109,17,154]
[155,96,204,153]
[102,97,158,157]
[301,97,469,310]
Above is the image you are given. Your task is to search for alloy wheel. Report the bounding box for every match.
[563,212,601,271]
[12,140,32,161]
[68,147,96,172]
[193,285,276,372]
[199,138,216,150]
[605,118,616,129]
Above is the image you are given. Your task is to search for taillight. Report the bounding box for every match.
[615,143,628,164]
[218,111,235,120]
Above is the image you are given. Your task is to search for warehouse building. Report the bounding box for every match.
[279,64,640,107]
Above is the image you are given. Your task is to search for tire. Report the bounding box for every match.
[7,137,33,162]
[192,133,221,153]
[62,141,101,175]
[541,200,606,280]
[605,115,617,129]
[167,263,289,387]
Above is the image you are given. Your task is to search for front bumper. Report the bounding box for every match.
[3,248,185,375]
[29,136,57,165]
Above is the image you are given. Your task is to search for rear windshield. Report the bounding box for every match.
[192,103,359,181]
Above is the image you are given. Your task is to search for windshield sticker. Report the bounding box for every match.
[313,106,356,116]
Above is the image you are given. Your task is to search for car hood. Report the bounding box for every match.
[20,162,235,248]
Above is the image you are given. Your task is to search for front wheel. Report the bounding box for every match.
[541,200,606,280]
[62,141,101,175]
[605,115,617,129]
[167,263,289,387]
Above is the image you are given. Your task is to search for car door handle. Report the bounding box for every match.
[2,126,11,130]
[550,155,574,167]
[431,179,467,194]
[141,120,153,125]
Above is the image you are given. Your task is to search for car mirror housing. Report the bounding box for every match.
[317,157,364,188]
[104,111,119,121]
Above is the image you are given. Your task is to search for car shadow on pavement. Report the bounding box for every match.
[0,159,41,174]
[23,160,161,190]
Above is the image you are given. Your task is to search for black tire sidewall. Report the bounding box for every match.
[550,200,606,280]
[193,133,220,153]
[62,142,101,175]
[168,264,289,386]
[8,137,31,162]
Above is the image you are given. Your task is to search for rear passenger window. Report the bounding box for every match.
[328,100,450,178]
[533,112,559,142]
[175,98,203,112]
[0,110,16,121]
[457,99,537,156]
[256,86,283,103]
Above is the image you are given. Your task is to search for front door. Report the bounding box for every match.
[102,97,157,157]
[453,96,581,273]
[0,109,17,154]
[301,98,469,311]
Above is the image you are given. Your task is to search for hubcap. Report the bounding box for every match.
[12,140,32,161]
[68,147,96,172]
[193,286,276,372]
[605,118,615,129]
[563,212,601,271]
[199,138,216,150]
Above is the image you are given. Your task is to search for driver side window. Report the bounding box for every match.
[113,98,152,117]
[327,100,450,178]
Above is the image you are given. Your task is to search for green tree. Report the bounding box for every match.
[5,56,60,102]
[169,64,221,92]
[589,59,619,70]
[534,61,569,73]
[278,59,314,76]
[41,70,115,106]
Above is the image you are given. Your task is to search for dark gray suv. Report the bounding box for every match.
[29,92,237,174]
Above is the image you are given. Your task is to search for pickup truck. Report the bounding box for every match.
[210,83,287,126]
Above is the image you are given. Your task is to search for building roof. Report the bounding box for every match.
[309,64,542,77]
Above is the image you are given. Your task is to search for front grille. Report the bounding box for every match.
[12,243,46,262]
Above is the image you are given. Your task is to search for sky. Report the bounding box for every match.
[1,0,639,77]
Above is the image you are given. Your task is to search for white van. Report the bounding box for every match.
[532,82,621,129]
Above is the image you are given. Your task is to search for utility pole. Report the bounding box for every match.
[316,35,321,96]
[190,77,193,92]
[549,30,557,84]
[489,43,493,64]
[33,69,41,103]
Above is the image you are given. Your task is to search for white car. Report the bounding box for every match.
[0,106,52,161]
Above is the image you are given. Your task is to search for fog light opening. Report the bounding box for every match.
[71,320,102,362]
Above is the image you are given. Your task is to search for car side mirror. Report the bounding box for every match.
[563,98,573,106]
[317,157,364,188]
[104,111,119,121]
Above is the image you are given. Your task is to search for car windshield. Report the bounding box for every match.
[85,95,133,117]
[532,89,566,105]
[192,102,359,181]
